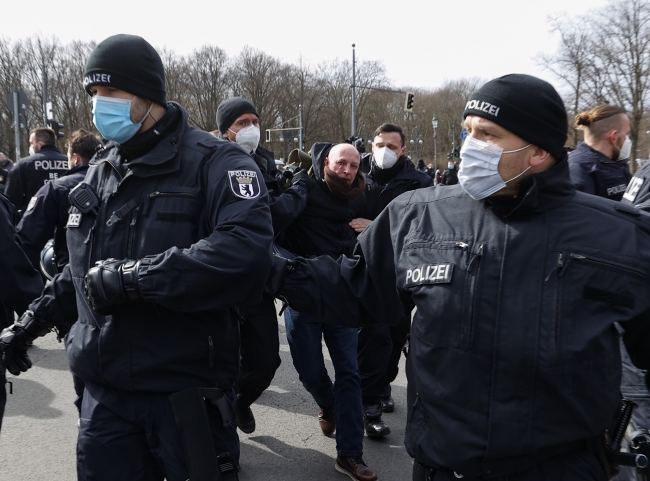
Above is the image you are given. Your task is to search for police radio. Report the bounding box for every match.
[69,183,100,214]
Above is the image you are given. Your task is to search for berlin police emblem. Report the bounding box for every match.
[228,170,261,199]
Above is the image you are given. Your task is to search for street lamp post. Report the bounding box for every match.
[432,116,438,171]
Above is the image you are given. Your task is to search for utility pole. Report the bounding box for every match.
[42,63,48,126]
[299,104,304,151]
[351,44,356,139]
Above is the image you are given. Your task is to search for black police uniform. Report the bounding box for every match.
[4,144,68,217]
[17,163,90,272]
[357,157,432,417]
[276,156,650,480]
[622,160,650,206]
[236,144,308,414]
[0,191,44,429]
[0,158,13,194]
[568,141,632,201]
[28,103,273,480]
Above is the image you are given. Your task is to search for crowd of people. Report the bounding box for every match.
[2,33,650,481]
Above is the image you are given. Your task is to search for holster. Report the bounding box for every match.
[169,387,238,481]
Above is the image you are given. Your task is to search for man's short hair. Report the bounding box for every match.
[373,123,405,147]
[30,127,56,145]
[66,129,101,163]
[575,104,628,140]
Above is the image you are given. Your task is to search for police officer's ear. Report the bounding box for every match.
[528,146,553,169]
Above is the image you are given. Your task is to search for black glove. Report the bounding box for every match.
[0,311,52,376]
[84,258,142,315]
[291,169,315,191]
[265,254,295,295]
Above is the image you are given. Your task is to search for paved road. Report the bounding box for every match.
[1,306,413,480]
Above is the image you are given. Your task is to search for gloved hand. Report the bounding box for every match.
[0,310,52,375]
[291,169,315,191]
[265,254,295,295]
[84,258,142,315]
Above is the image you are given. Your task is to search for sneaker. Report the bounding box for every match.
[236,402,256,434]
[379,385,394,413]
[335,456,378,481]
[318,409,336,436]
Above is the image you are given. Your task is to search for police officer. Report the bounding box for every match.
[622,160,650,206]
[18,129,101,273]
[5,127,68,217]
[0,188,44,429]
[0,152,13,194]
[568,104,632,200]
[349,123,432,439]
[0,34,273,480]
[268,74,650,481]
[215,97,309,434]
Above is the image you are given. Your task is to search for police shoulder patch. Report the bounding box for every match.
[228,170,261,199]
[26,196,38,212]
[405,263,454,287]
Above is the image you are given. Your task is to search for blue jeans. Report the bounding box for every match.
[284,306,364,458]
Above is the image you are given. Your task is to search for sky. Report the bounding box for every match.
[2,0,610,92]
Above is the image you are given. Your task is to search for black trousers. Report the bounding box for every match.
[412,449,607,481]
[236,293,281,408]
[358,316,411,407]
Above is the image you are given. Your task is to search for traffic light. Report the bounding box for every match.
[453,146,460,158]
[405,92,415,112]
[47,119,65,139]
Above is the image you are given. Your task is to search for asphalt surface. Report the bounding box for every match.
[0,304,413,480]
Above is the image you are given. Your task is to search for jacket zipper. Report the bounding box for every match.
[208,336,214,367]
[568,253,646,279]
[126,206,140,258]
[465,243,484,350]
[554,252,564,364]
[142,191,202,216]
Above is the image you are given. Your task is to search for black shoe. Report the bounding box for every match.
[363,404,390,438]
[364,417,390,438]
[379,385,394,413]
[236,402,256,434]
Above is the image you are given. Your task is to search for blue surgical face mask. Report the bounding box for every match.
[92,96,152,144]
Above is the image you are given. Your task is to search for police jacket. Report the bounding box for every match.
[568,141,631,201]
[30,103,273,393]
[17,163,89,271]
[4,144,69,216]
[281,142,365,258]
[622,159,650,205]
[253,144,307,236]
[279,156,650,477]
[0,158,13,194]
[0,192,43,329]
[362,156,433,220]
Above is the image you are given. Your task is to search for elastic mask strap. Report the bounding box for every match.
[505,165,532,184]
[137,101,154,125]
[503,143,532,154]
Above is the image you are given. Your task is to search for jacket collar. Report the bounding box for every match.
[487,153,576,217]
[95,102,187,178]
[574,141,630,167]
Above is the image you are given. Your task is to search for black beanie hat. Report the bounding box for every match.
[83,34,167,106]
[216,97,259,134]
[463,74,567,161]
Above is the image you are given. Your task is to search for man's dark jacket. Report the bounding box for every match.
[568,141,631,201]
[17,163,90,271]
[30,104,273,393]
[362,156,433,220]
[5,144,69,216]
[281,142,365,258]
[440,167,459,186]
[622,159,650,206]
[0,158,13,194]
[279,156,650,478]
[253,144,307,236]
